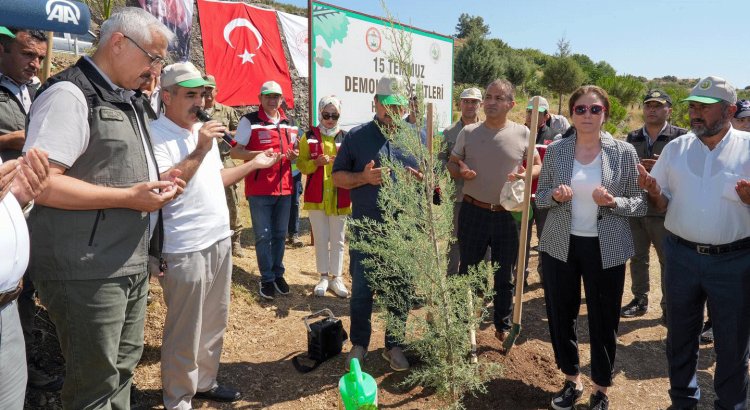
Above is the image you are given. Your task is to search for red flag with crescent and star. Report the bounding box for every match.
[197,0,294,107]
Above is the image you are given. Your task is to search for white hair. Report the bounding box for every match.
[99,7,175,48]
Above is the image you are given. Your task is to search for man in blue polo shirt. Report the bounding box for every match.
[332,76,417,372]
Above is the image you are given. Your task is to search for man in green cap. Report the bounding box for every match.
[638,75,750,410]
[332,75,418,372]
[203,74,245,257]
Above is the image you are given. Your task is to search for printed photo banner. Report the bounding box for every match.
[138,0,193,60]
[310,1,454,131]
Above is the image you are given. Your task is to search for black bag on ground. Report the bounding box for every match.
[292,308,348,373]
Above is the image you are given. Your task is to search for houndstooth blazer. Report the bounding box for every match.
[536,131,646,269]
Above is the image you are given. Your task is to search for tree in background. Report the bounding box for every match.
[85,0,126,26]
[542,57,585,112]
[455,13,490,39]
[596,75,644,108]
[505,53,532,89]
[454,36,505,87]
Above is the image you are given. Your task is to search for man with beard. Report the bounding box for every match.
[637,76,750,410]
[621,90,686,321]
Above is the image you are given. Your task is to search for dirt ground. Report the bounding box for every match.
[26,196,724,410]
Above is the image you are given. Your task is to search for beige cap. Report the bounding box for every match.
[204,74,216,88]
[375,76,408,106]
[161,62,209,88]
[526,96,550,112]
[684,76,737,105]
[459,87,482,101]
[260,81,283,95]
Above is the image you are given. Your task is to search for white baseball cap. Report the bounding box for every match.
[160,62,209,88]
[260,81,283,95]
[459,87,482,101]
[684,76,737,105]
[526,96,550,112]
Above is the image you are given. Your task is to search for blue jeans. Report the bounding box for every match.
[249,195,291,283]
[288,172,302,236]
[349,246,410,350]
[664,235,750,409]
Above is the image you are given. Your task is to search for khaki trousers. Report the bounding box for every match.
[159,237,232,410]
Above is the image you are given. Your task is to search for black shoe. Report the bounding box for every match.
[194,385,241,403]
[620,297,648,318]
[551,380,583,410]
[259,281,275,300]
[27,362,64,392]
[274,277,290,295]
[700,321,713,344]
[588,391,609,410]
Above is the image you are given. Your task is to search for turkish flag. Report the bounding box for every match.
[197,0,294,107]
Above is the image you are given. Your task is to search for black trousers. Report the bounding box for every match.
[542,235,626,387]
[457,201,518,331]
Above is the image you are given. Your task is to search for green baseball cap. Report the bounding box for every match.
[161,62,210,88]
[375,76,408,106]
[0,26,15,38]
[683,76,737,105]
[526,96,550,112]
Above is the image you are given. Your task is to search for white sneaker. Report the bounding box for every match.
[328,276,349,298]
[313,275,329,297]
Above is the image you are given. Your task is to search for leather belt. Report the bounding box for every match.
[673,235,750,256]
[0,283,22,309]
[463,194,506,212]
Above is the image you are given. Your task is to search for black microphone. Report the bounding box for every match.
[195,109,237,147]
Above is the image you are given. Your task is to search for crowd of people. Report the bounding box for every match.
[0,7,749,410]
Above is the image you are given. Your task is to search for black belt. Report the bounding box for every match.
[0,283,22,309]
[463,194,507,212]
[673,235,750,255]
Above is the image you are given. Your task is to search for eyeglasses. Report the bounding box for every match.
[573,104,606,116]
[321,112,340,120]
[123,35,166,68]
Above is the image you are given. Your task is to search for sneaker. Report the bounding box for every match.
[328,276,349,298]
[620,297,648,318]
[700,322,714,344]
[551,380,583,410]
[588,391,609,410]
[259,281,275,300]
[288,234,304,248]
[346,345,367,371]
[382,346,410,371]
[274,277,290,295]
[313,275,329,297]
[27,362,64,391]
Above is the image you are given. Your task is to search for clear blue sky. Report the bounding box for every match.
[285,0,749,88]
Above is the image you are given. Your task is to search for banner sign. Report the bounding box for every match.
[138,0,193,60]
[277,11,308,78]
[310,1,453,130]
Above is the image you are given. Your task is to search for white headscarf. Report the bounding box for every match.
[318,95,342,136]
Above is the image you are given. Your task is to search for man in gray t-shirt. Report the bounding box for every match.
[439,87,482,274]
[447,79,540,342]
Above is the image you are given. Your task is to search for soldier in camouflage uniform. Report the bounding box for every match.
[204,75,245,257]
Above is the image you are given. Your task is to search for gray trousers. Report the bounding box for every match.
[628,216,668,308]
[36,272,149,410]
[0,300,27,410]
[159,237,232,410]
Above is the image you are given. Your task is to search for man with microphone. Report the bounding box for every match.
[149,62,278,409]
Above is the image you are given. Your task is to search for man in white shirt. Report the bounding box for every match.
[638,76,750,410]
[151,62,278,410]
[0,147,50,409]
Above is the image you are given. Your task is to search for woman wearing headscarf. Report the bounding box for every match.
[297,96,351,297]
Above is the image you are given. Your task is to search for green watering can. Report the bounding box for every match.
[338,358,378,410]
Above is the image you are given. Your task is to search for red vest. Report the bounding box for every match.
[304,127,351,208]
[242,109,298,196]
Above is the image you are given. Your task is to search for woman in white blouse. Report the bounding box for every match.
[535,86,645,410]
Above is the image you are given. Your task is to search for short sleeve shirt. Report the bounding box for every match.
[452,121,529,204]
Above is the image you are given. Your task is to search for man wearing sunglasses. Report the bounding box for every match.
[621,90,686,322]
[638,76,750,410]
[22,8,182,409]
[447,79,541,344]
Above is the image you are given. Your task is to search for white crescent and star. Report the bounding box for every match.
[223,18,264,64]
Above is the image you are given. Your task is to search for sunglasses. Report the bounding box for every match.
[321,112,340,120]
[573,104,606,115]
